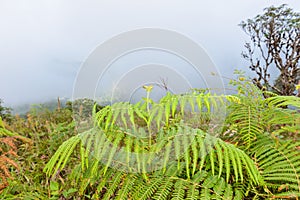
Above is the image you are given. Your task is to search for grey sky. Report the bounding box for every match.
[1,0,300,106]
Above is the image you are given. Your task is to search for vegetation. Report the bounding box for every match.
[240,4,300,96]
[0,4,299,200]
[0,117,30,191]
[1,72,299,199]
[42,74,300,199]
[0,105,74,199]
[0,99,12,122]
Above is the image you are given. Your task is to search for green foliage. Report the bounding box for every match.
[0,99,12,122]
[2,76,300,199]
[225,76,300,198]
[251,135,300,198]
[0,117,30,192]
[0,107,76,199]
[44,79,300,199]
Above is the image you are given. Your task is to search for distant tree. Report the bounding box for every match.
[67,98,103,115]
[240,4,300,96]
[0,99,12,121]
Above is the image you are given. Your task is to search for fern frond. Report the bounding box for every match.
[152,178,174,200]
[266,95,300,108]
[43,134,81,177]
[251,135,300,196]
[115,174,137,200]
[171,179,186,200]
[102,171,124,199]
[133,176,163,200]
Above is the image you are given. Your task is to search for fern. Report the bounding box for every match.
[251,134,300,197]
[226,95,264,149]
[171,179,186,200]
[44,134,81,177]
[115,173,136,200]
[266,95,300,109]
[44,86,300,199]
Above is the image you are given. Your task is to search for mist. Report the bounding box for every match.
[1,0,300,108]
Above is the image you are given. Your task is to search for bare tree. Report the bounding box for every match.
[240,4,300,96]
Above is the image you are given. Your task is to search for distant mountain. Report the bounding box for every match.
[12,97,70,115]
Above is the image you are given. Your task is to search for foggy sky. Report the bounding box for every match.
[1,0,300,107]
